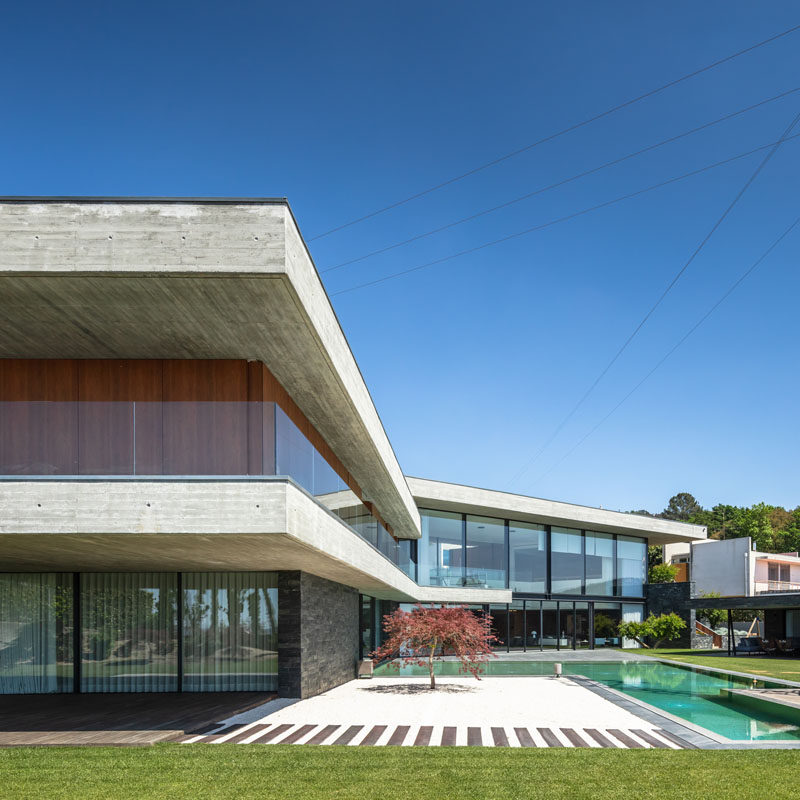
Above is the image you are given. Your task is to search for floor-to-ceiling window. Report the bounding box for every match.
[0,573,73,694]
[0,572,278,694]
[575,602,591,649]
[585,532,614,596]
[80,572,178,693]
[182,572,278,692]
[551,527,583,594]
[465,516,506,589]
[509,522,546,593]
[617,536,647,596]
[593,602,622,648]
[419,510,464,587]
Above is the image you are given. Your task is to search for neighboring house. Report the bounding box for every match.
[664,538,800,644]
[0,198,706,699]
[664,538,800,597]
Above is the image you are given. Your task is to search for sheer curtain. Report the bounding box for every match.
[0,573,73,694]
[80,573,177,692]
[182,572,278,692]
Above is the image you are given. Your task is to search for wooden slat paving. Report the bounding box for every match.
[607,729,644,748]
[386,726,410,746]
[440,726,457,746]
[254,724,293,743]
[584,728,616,748]
[279,724,316,744]
[413,726,433,746]
[514,727,536,747]
[332,725,363,745]
[305,725,339,745]
[186,724,682,749]
[537,727,563,747]
[491,727,509,747]
[560,728,590,747]
[631,729,671,749]
[359,725,387,746]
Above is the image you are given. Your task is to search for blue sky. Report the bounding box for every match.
[2,1,799,513]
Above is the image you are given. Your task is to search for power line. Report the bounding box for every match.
[321,87,800,274]
[330,130,800,297]
[309,23,800,241]
[507,109,800,488]
[527,212,800,489]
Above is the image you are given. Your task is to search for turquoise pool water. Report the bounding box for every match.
[374,660,800,741]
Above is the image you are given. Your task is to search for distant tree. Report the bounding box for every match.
[648,563,678,584]
[619,613,686,649]
[371,604,497,689]
[660,493,703,522]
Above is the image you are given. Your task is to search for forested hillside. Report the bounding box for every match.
[630,492,800,554]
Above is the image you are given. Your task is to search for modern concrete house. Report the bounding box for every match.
[0,198,707,699]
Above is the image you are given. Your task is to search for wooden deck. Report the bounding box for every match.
[0,692,275,746]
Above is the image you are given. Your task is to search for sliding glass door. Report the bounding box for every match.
[80,573,178,692]
[182,573,278,692]
[0,573,73,694]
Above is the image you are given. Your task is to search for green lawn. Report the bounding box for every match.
[624,648,800,682]
[2,745,800,800]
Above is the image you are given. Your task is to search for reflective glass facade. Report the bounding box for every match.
[509,521,546,593]
[474,598,644,652]
[419,510,647,598]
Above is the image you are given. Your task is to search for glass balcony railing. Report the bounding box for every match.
[0,401,417,580]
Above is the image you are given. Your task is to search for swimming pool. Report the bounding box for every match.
[374,659,800,741]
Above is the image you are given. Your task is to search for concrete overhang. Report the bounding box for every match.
[0,198,420,540]
[688,594,800,610]
[407,477,708,546]
[0,478,510,604]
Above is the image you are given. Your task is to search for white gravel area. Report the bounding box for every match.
[223,676,647,729]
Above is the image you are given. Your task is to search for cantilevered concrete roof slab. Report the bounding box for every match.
[0,478,509,603]
[407,477,707,546]
[0,198,420,540]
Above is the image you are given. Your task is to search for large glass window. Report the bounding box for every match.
[575,602,590,649]
[541,600,558,649]
[585,532,614,596]
[419,510,464,586]
[617,536,646,597]
[509,521,546,593]
[551,527,583,594]
[80,573,178,693]
[465,515,506,588]
[0,573,73,694]
[594,602,622,648]
[182,572,278,692]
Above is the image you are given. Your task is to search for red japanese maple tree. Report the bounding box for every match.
[370,604,497,689]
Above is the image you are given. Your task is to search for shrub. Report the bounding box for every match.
[648,563,679,583]
[619,612,686,648]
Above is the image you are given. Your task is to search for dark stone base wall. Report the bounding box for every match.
[278,571,360,699]
[645,581,697,648]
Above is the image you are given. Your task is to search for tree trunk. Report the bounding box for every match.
[429,639,437,689]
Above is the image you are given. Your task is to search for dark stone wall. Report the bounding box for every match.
[645,581,697,648]
[278,571,360,699]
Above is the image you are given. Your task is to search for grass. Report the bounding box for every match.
[624,648,800,683]
[2,745,800,800]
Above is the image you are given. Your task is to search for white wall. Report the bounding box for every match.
[690,537,752,597]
